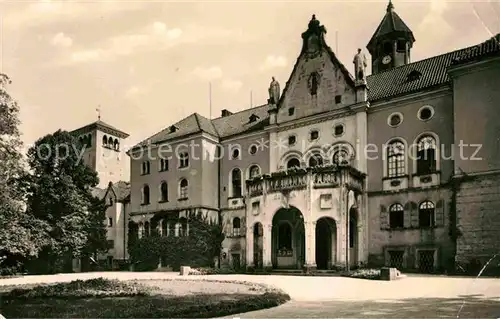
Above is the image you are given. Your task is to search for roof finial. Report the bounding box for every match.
[96,104,101,121]
[387,0,394,12]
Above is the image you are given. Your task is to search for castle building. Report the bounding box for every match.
[71,119,131,267]
[122,3,500,272]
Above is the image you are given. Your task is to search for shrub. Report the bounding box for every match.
[188,267,238,275]
[343,268,381,280]
[3,277,155,300]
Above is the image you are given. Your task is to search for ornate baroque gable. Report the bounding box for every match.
[277,15,356,124]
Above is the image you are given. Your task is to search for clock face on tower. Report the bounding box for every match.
[382,55,392,65]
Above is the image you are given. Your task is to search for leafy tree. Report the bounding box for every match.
[81,194,109,261]
[0,74,47,274]
[25,130,102,273]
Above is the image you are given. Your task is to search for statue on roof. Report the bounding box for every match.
[353,48,368,83]
[268,77,280,105]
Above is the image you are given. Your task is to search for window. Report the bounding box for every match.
[389,203,404,229]
[335,95,342,104]
[232,148,240,159]
[138,222,144,239]
[109,197,113,206]
[108,217,113,227]
[113,139,119,151]
[334,124,344,137]
[102,135,108,146]
[108,136,113,146]
[159,158,169,171]
[288,135,296,146]
[383,42,392,55]
[249,165,260,179]
[179,179,188,199]
[179,152,189,168]
[233,217,241,236]
[249,145,257,155]
[387,140,405,177]
[407,70,422,82]
[416,136,436,175]
[388,113,403,127]
[278,223,292,250]
[287,158,301,169]
[141,185,150,205]
[397,40,406,52]
[333,149,349,165]
[144,221,150,237]
[308,153,323,167]
[162,220,169,237]
[419,201,435,228]
[309,130,319,141]
[231,168,242,197]
[288,107,295,116]
[169,125,178,133]
[141,161,151,175]
[249,114,259,123]
[418,106,434,121]
[160,181,168,202]
[254,222,263,237]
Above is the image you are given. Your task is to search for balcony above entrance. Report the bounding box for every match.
[246,164,366,198]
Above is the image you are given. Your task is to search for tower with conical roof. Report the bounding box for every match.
[367,0,415,74]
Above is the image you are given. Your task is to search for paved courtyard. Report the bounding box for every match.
[1,272,500,318]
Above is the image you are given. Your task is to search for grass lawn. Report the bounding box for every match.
[0,277,290,318]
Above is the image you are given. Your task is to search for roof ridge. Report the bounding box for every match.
[210,103,268,121]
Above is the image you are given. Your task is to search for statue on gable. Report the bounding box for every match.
[268,77,280,104]
[353,48,368,83]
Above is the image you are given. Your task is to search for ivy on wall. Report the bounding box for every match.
[128,213,224,271]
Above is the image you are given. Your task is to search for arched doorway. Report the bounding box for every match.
[253,222,263,269]
[272,206,305,269]
[349,206,358,267]
[315,217,337,270]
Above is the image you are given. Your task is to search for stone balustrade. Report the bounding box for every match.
[246,165,365,198]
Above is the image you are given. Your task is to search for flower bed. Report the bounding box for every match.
[342,268,381,280]
[0,278,290,318]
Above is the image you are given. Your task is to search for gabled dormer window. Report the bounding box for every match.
[169,125,178,133]
[406,70,421,82]
[249,114,259,123]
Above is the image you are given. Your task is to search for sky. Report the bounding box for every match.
[1,0,499,150]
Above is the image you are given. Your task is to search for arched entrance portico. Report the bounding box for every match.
[315,217,337,270]
[272,206,305,269]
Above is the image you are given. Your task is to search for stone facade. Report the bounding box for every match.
[109,6,500,273]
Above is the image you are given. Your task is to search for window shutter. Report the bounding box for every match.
[380,205,389,230]
[435,200,445,227]
[410,201,419,228]
[403,202,411,228]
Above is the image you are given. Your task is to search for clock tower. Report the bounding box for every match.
[367,0,415,74]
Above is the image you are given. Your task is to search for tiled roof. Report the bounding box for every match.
[71,120,130,139]
[110,181,131,202]
[451,34,500,65]
[91,187,106,199]
[132,113,218,149]
[367,1,415,52]
[212,104,269,139]
[132,33,497,147]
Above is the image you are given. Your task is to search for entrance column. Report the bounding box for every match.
[262,224,272,268]
[246,224,254,269]
[304,220,317,271]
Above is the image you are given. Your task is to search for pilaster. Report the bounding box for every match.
[262,224,273,267]
[269,130,279,173]
[304,220,317,271]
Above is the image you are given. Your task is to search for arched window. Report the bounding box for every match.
[108,136,113,146]
[231,168,242,197]
[86,135,92,147]
[141,161,151,175]
[389,203,404,229]
[278,223,292,250]
[176,217,188,237]
[179,179,188,199]
[138,222,144,238]
[333,149,349,165]
[308,153,323,167]
[160,181,168,202]
[286,158,300,169]
[419,201,435,228]
[416,136,436,175]
[387,140,405,177]
[253,223,263,237]
[114,139,119,150]
[233,217,241,236]
[142,184,150,205]
[249,165,260,179]
[179,152,189,168]
[102,135,108,146]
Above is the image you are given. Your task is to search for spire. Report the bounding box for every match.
[386,0,394,12]
[301,14,327,56]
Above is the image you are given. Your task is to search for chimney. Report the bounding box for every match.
[221,109,233,117]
